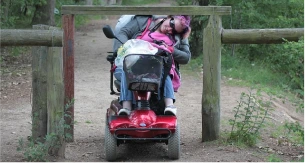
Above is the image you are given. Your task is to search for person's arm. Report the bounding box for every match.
[113,16,148,52]
[172,38,191,64]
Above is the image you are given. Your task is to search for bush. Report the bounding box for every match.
[227,90,273,146]
[267,38,304,96]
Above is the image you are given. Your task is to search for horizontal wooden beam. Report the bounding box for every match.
[61,6,231,15]
[1,29,63,47]
[222,28,304,44]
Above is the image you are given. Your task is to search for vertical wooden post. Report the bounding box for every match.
[202,15,222,141]
[62,14,75,142]
[47,46,65,156]
[31,24,49,142]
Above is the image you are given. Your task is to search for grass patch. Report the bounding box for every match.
[85,120,92,124]
[221,54,289,92]
[184,55,304,113]
[221,54,304,112]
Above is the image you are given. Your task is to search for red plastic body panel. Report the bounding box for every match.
[107,110,177,138]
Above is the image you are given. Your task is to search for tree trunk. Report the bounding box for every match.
[116,0,122,5]
[198,0,209,5]
[202,15,222,141]
[189,0,210,58]
[86,0,93,5]
[2,0,10,25]
[106,0,116,5]
[5,1,10,21]
[32,0,55,26]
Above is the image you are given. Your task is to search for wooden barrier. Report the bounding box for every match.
[0,29,62,46]
[46,46,65,156]
[0,24,67,156]
[60,5,303,142]
[222,28,304,44]
[61,6,232,15]
[61,6,232,143]
[2,6,303,151]
[62,14,75,142]
[202,15,222,141]
[31,25,49,143]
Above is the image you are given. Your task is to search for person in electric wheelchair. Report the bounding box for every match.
[113,15,192,116]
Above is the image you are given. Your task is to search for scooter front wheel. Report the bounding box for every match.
[104,116,117,161]
[168,124,180,159]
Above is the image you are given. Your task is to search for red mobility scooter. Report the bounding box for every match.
[103,25,180,161]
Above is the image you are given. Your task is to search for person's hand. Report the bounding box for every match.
[161,42,174,53]
[182,27,191,39]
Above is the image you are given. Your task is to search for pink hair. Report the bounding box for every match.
[174,15,191,28]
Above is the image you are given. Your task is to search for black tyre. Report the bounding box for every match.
[168,124,180,159]
[105,119,117,161]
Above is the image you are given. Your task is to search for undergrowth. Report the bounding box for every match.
[185,54,304,114]
[17,99,74,161]
[121,0,160,5]
[225,89,273,147]
[283,121,304,143]
[17,133,60,162]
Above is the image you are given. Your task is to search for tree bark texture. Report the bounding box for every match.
[189,0,210,58]
[86,0,93,5]
[198,0,210,5]
[47,47,65,157]
[106,0,116,5]
[62,14,75,142]
[32,0,55,26]
[222,28,304,44]
[202,15,222,142]
[31,25,49,143]
[0,29,63,47]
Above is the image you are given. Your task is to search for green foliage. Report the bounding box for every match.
[121,0,160,5]
[267,154,282,162]
[0,0,97,29]
[296,103,304,113]
[17,98,75,161]
[178,0,304,99]
[227,90,273,146]
[283,121,304,144]
[176,0,193,5]
[267,38,304,94]
[85,120,92,124]
[17,134,59,162]
[55,0,97,28]
[222,54,289,87]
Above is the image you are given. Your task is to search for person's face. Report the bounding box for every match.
[161,17,186,35]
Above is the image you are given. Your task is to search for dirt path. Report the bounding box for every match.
[1,10,304,163]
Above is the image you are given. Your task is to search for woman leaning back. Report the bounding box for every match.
[113,15,192,116]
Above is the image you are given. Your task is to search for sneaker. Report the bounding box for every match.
[164,105,177,116]
[118,108,131,116]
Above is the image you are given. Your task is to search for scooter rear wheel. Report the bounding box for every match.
[168,124,180,159]
[105,116,117,161]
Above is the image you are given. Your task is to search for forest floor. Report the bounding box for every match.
[0,1,304,162]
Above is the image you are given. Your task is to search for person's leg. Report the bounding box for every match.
[118,71,133,115]
[162,76,177,116]
[163,76,175,104]
[114,68,123,81]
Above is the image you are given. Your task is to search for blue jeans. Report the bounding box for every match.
[114,68,175,104]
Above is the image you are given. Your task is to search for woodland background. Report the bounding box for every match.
[1,0,303,101]
[0,0,304,162]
